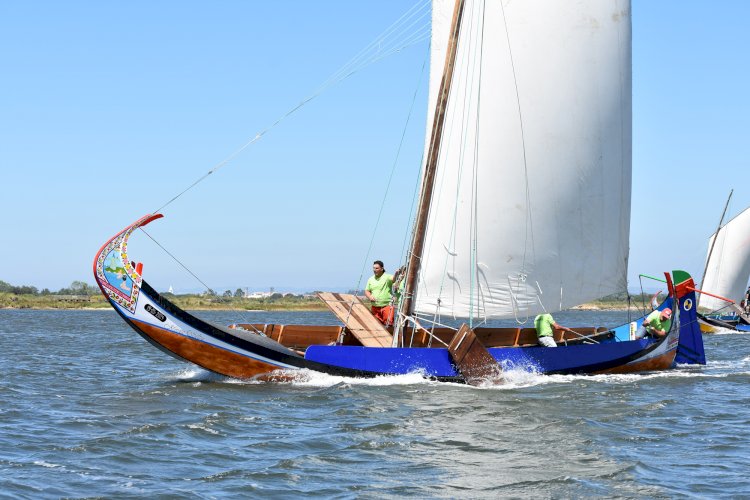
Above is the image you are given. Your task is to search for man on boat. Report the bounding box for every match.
[534,313,575,348]
[635,308,672,339]
[365,260,394,325]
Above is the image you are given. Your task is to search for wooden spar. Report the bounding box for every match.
[686,286,735,304]
[700,189,733,290]
[400,0,466,320]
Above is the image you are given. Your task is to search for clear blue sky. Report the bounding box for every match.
[1,1,748,295]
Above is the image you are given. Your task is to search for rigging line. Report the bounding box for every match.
[431,0,477,316]
[498,1,534,284]
[152,2,432,215]
[323,25,432,94]
[139,228,213,293]
[354,47,430,293]
[345,9,432,69]
[638,275,648,316]
[343,29,432,81]
[153,32,430,216]
[316,0,431,89]
[469,0,487,327]
[399,47,432,265]
[410,4,472,303]
[417,0,471,300]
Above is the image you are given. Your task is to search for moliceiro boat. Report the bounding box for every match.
[94,214,704,382]
[697,196,750,333]
[94,0,706,383]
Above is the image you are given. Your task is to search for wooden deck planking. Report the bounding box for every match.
[317,292,393,347]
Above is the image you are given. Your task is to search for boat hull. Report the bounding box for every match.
[697,312,748,333]
[94,215,705,383]
[108,279,681,381]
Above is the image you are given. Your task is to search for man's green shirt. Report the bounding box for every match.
[366,273,394,307]
[645,309,672,334]
[534,313,556,338]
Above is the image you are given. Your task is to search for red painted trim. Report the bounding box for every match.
[687,286,734,304]
[664,272,674,297]
[675,276,696,298]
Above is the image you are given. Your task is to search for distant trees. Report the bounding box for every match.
[58,281,98,296]
[0,279,98,296]
[234,288,244,298]
[0,279,39,295]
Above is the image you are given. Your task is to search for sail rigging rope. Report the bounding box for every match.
[139,228,214,293]
[425,0,483,328]
[468,1,487,328]
[152,0,432,215]
[140,1,433,294]
[354,47,430,295]
[498,0,536,320]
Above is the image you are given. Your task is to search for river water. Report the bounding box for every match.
[1,309,748,498]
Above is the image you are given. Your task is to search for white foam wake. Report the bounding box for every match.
[164,360,748,389]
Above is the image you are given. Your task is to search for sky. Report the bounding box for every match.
[1,1,748,295]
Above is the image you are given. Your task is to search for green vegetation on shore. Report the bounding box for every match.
[1,279,661,311]
[0,280,329,311]
[0,278,338,311]
[0,292,331,311]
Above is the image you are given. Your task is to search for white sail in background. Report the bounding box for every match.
[414,0,632,320]
[699,207,750,311]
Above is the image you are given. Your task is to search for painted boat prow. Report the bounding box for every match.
[672,270,706,365]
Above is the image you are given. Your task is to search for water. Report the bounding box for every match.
[1,309,749,498]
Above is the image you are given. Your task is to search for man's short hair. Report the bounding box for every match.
[373,260,384,268]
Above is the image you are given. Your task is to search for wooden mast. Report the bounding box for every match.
[400,0,466,320]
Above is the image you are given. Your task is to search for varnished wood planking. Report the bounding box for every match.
[317,292,392,347]
[448,324,502,385]
[136,320,282,379]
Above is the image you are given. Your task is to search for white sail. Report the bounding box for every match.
[414,0,632,320]
[699,207,750,311]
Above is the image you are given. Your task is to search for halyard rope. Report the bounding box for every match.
[153,0,432,215]
[143,1,432,293]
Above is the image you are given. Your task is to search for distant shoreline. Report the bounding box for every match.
[0,296,636,312]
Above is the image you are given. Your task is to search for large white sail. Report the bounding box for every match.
[699,207,750,311]
[414,0,632,320]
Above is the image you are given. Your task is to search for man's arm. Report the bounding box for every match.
[651,326,667,337]
[553,322,575,333]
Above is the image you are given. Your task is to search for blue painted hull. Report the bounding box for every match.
[306,338,661,377]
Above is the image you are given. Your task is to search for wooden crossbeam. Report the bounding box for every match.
[317,292,393,348]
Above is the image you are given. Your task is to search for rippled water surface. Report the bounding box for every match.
[1,309,749,498]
